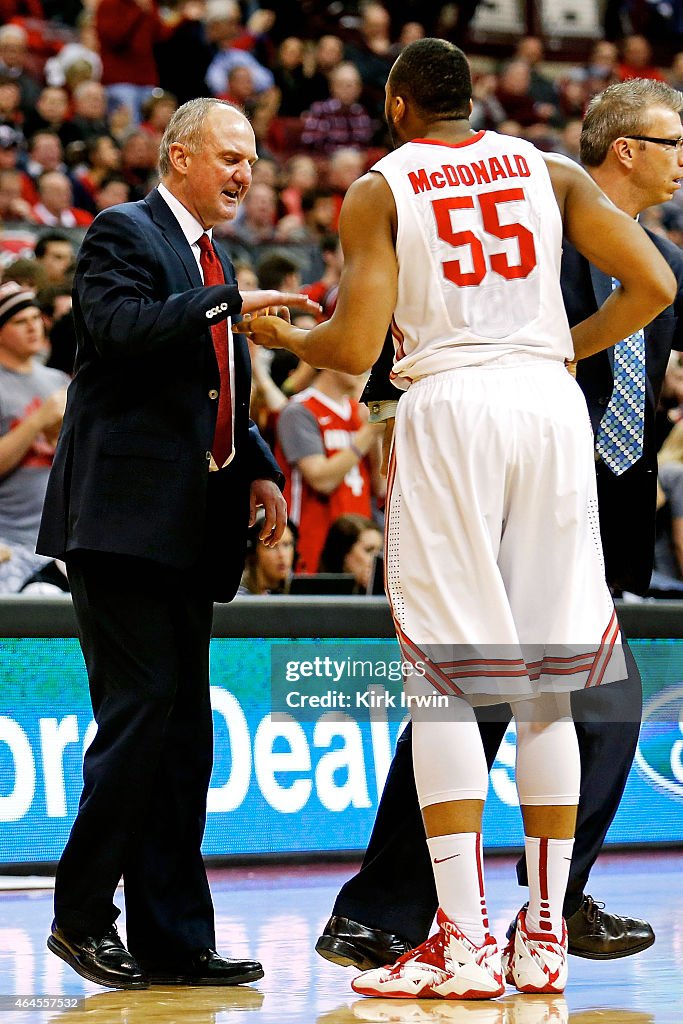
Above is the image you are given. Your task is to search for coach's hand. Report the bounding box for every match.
[250,478,287,547]
[240,292,321,316]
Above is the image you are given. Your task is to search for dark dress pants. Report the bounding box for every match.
[55,551,216,962]
[333,636,642,944]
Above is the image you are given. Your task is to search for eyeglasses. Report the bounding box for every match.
[625,134,683,151]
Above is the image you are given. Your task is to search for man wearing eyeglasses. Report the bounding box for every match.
[315,77,683,970]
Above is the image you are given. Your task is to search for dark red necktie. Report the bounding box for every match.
[197,232,233,467]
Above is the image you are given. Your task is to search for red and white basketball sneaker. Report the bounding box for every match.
[502,909,568,994]
[351,909,504,1000]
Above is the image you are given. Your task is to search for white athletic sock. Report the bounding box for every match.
[524,835,575,937]
[426,832,489,946]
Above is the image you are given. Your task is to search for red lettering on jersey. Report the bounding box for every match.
[432,187,538,286]
[408,168,431,194]
[471,160,491,185]
[456,163,475,186]
[501,155,518,178]
[514,155,530,177]
[443,164,459,186]
[488,157,506,181]
[430,170,446,188]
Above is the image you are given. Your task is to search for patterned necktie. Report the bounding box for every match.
[594,278,645,475]
[197,232,233,468]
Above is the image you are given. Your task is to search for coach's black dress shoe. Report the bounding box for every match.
[565,895,655,959]
[47,921,148,989]
[140,948,264,986]
[508,896,655,960]
[315,915,413,970]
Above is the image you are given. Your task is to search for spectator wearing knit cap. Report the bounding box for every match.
[0,281,69,592]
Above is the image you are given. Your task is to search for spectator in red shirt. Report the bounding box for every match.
[619,35,666,82]
[275,368,383,574]
[32,170,94,227]
[96,0,170,125]
[22,132,66,205]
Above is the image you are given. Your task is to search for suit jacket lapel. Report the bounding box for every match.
[144,188,202,288]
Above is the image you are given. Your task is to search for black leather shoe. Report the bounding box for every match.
[315,915,413,970]
[141,948,263,986]
[566,895,655,959]
[47,921,148,989]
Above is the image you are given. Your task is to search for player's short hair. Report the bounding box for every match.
[388,38,472,121]
[158,97,241,177]
[581,79,683,166]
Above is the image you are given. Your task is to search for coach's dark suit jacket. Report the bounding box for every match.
[564,230,683,594]
[37,187,281,600]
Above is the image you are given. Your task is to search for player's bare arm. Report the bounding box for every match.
[546,153,676,360]
[235,173,398,373]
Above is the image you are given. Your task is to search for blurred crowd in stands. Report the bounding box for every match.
[3,0,683,596]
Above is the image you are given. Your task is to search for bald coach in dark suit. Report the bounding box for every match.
[37,98,316,991]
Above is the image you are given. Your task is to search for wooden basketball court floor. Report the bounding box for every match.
[0,851,681,1024]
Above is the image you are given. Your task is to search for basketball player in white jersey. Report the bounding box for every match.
[236,40,675,999]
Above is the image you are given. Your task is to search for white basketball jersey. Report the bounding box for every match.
[372,131,574,387]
